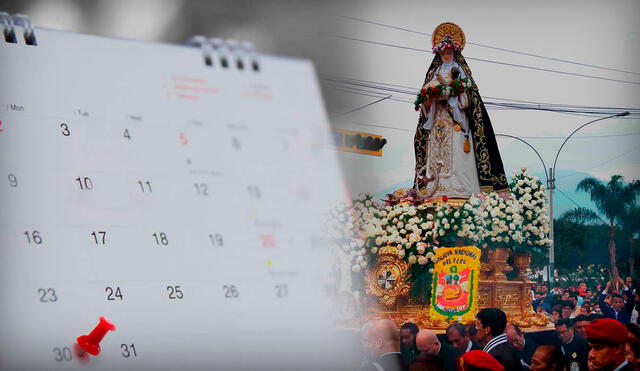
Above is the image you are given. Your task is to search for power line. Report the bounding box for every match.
[327,34,640,86]
[555,188,608,225]
[332,114,640,141]
[329,95,391,118]
[519,133,640,140]
[323,76,640,117]
[326,75,640,111]
[332,14,640,76]
[555,144,640,180]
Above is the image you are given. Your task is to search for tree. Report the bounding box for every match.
[560,175,640,283]
[619,204,640,277]
[552,218,589,273]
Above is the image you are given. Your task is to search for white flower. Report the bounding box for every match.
[408,255,417,264]
[371,247,378,254]
[359,261,367,268]
[417,245,426,254]
[417,256,428,265]
[397,249,406,258]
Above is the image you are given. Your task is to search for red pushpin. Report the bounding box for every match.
[76,317,116,356]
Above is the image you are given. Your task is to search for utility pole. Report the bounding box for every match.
[498,110,628,287]
[550,112,628,287]
[548,167,554,286]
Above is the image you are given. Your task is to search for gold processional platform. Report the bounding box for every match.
[361,245,551,332]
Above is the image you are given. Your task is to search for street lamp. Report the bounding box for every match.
[496,110,628,286]
[549,111,629,284]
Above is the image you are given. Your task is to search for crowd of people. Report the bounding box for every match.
[358,276,640,371]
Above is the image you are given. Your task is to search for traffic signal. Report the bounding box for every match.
[330,128,387,156]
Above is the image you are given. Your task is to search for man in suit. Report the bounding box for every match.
[586,318,634,370]
[476,308,523,370]
[400,322,420,368]
[599,279,635,324]
[505,324,537,370]
[446,322,481,354]
[413,329,462,371]
[572,314,591,340]
[363,319,406,371]
[555,318,588,371]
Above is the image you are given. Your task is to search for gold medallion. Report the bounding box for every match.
[365,246,411,307]
[431,22,466,50]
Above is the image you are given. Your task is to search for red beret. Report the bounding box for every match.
[457,350,505,371]
[585,318,627,344]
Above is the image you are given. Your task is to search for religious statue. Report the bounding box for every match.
[413,23,509,199]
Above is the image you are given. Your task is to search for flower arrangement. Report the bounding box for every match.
[413,77,471,111]
[433,195,484,247]
[509,167,551,252]
[479,192,525,249]
[322,198,366,273]
[431,38,463,54]
[324,171,552,301]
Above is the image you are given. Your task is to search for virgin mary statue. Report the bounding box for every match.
[413,23,508,199]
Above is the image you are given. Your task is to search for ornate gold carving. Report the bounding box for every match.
[487,247,513,280]
[496,287,520,307]
[428,120,453,177]
[513,253,532,281]
[477,292,489,307]
[365,247,411,308]
[431,22,466,50]
[364,279,550,330]
[509,312,550,328]
[479,262,491,280]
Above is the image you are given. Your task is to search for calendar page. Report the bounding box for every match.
[0,27,351,371]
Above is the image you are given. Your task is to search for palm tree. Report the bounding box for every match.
[560,175,640,283]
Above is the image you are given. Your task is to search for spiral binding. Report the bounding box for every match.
[0,12,37,45]
[187,36,259,72]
